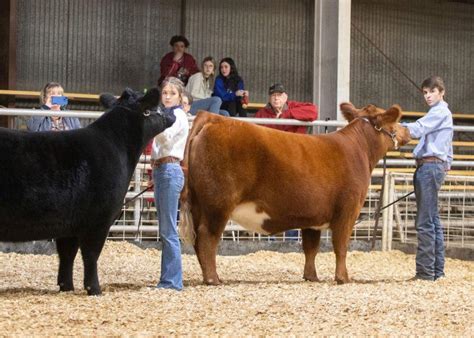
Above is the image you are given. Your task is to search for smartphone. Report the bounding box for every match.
[51,96,68,106]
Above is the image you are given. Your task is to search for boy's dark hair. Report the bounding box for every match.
[169,35,190,48]
[421,76,445,92]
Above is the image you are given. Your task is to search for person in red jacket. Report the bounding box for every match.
[255,83,318,134]
[158,35,199,86]
[256,83,318,241]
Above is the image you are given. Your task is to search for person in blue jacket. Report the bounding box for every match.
[27,82,81,132]
[213,57,249,117]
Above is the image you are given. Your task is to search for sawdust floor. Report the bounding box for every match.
[0,241,472,336]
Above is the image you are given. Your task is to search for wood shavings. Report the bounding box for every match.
[0,242,472,335]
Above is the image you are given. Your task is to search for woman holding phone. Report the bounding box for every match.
[27,82,81,132]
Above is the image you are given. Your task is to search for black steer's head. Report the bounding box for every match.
[99,88,176,142]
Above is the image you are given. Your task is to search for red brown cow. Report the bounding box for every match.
[179,103,411,285]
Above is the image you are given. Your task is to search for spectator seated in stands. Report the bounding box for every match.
[255,83,318,134]
[213,57,248,117]
[256,83,318,240]
[158,35,199,86]
[181,90,193,116]
[186,56,229,116]
[27,82,81,132]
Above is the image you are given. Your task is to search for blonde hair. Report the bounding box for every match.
[201,56,217,89]
[40,82,64,105]
[161,77,185,103]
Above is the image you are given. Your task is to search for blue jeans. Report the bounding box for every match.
[190,97,229,116]
[153,163,184,290]
[285,229,299,241]
[413,163,446,280]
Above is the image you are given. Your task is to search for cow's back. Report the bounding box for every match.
[185,113,372,230]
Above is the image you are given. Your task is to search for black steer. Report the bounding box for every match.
[0,88,174,295]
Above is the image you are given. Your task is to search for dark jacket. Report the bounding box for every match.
[158,52,198,85]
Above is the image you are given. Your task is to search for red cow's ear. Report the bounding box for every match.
[340,102,357,122]
[377,105,402,126]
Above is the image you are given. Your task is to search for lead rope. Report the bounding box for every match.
[111,149,152,240]
[134,147,152,241]
[112,186,151,228]
[371,156,387,250]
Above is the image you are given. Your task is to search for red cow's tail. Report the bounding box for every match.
[179,111,221,245]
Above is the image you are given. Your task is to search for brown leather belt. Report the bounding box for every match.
[415,156,444,166]
[151,156,181,168]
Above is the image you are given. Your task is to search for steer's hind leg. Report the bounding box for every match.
[79,230,108,296]
[194,214,228,285]
[56,237,80,291]
[302,229,322,282]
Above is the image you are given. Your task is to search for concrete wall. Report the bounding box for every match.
[15,0,314,103]
[351,0,474,114]
[2,240,473,260]
[16,0,180,94]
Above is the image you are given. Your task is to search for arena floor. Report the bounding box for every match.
[0,241,472,336]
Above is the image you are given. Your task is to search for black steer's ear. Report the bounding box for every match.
[118,87,141,106]
[139,88,161,111]
[120,87,135,101]
[340,102,357,122]
[99,93,117,109]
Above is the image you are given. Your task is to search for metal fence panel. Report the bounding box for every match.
[385,173,474,249]
[2,108,473,248]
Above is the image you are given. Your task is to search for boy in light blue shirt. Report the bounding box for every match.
[403,76,453,281]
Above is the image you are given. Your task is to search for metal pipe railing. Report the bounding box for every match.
[3,108,473,169]
[2,108,474,132]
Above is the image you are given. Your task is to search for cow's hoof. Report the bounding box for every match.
[303,275,320,282]
[204,278,222,286]
[335,278,350,285]
[85,285,102,296]
[59,283,74,292]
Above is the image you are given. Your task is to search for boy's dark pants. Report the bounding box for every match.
[413,162,446,280]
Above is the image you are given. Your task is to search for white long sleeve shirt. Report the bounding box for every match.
[151,107,189,161]
[185,72,213,100]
